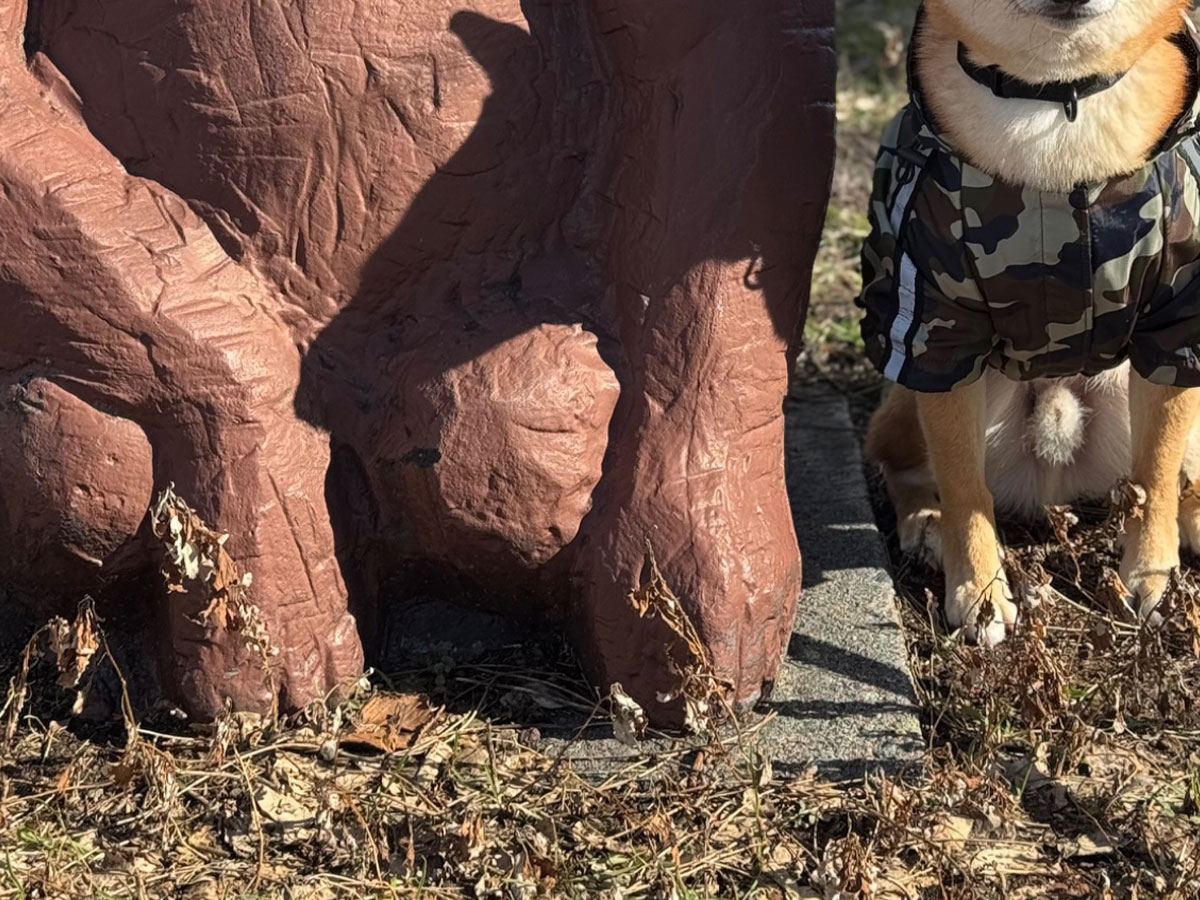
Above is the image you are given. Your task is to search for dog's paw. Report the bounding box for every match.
[898,507,943,569]
[944,574,1018,648]
[1121,519,1176,626]
[1117,565,1169,627]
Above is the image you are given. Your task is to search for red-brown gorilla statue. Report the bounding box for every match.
[0,0,834,723]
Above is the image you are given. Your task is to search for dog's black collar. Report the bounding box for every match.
[955,42,1127,123]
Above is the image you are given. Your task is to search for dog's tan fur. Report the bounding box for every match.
[868,0,1200,644]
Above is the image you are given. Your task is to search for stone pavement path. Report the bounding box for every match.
[763,383,923,777]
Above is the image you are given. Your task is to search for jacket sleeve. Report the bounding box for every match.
[858,134,995,392]
[1128,144,1200,387]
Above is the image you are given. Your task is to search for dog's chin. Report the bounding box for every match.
[957,0,1134,77]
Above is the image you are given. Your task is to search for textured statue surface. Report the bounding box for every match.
[0,0,835,723]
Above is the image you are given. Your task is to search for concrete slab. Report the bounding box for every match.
[379,385,924,779]
[766,384,924,776]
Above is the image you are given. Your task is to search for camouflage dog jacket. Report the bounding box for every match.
[859,19,1200,392]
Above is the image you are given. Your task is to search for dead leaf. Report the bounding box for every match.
[111,759,138,787]
[927,812,973,854]
[643,811,673,846]
[342,693,436,753]
[630,544,731,736]
[816,834,879,899]
[457,743,491,768]
[609,682,647,746]
[1109,479,1147,531]
[177,879,222,900]
[460,813,486,860]
[1045,505,1079,548]
[1061,832,1117,859]
[254,784,315,828]
[1160,567,1200,657]
[178,824,224,863]
[53,762,75,795]
[971,841,1058,878]
[150,485,277,660]
[1096,568,1135,620]
[45,598,100,688]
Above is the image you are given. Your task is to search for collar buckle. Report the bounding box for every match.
[1064,86,1079,123]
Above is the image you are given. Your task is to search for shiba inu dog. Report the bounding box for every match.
[859,0,1200,645]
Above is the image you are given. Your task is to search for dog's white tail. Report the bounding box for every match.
[1030,381,1087,466]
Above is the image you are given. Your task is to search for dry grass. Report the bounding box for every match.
[4,533,1199,900]
[886,504,1200,899]
[4,474,1200,899]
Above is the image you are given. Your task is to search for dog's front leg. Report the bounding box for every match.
[1121,377,1200,618]
[916,379,1016,646]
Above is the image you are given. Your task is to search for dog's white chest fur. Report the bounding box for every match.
[934,50,1169,191]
